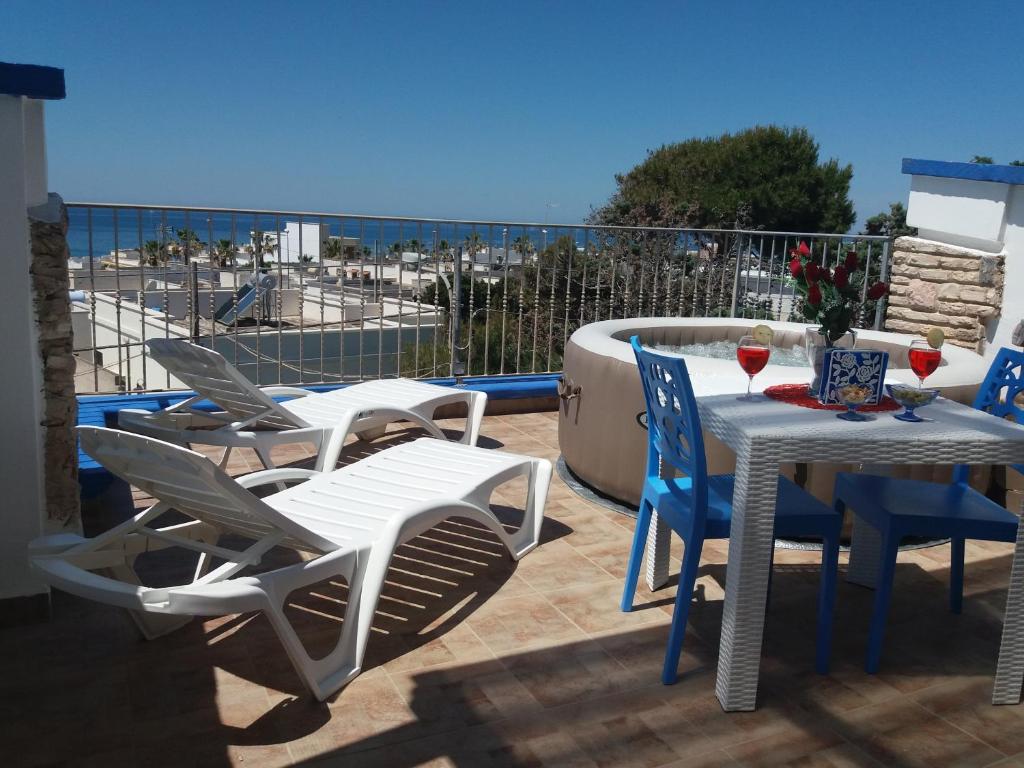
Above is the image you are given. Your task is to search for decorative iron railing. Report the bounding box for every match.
[65,203,891,393]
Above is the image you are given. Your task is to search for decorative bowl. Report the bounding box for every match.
[887,384,940,422]
[836,383,873,421]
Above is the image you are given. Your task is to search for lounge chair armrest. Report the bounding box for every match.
[259,386,311,400]
[236,468,320,489]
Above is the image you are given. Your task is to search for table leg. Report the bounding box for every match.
[715,450,779,712]
[847,514,883,588]
[993,520,1024,705]
[645,510,671,591]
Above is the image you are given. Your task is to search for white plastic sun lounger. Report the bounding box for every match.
[117,339,487,471]
[30,426,550,701]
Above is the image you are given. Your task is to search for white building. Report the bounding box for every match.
[253,221,330,264]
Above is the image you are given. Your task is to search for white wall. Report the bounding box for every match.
[275,222,328,264]
[905,166,1024,355]
[0,95,48,601]
[908,175,1009,252]
[995,184,1024,351]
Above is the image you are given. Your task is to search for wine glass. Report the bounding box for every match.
[736,335,770,399]
[907,339,941,389]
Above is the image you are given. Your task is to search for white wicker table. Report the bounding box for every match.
[644,394,1024,711]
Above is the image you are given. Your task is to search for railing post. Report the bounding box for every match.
[729,232,745,317]
[873,238,892,330]
[451,245,464,379]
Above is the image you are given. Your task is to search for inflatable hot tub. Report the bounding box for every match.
[558,318,991,509]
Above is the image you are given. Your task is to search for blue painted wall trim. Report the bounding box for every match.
[77,374,560,493]
[902,158,1024,186]
[0,62,66,100]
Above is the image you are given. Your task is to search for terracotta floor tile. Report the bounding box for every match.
[16,411,1024,766]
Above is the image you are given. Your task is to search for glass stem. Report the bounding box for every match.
[747,375,753,397]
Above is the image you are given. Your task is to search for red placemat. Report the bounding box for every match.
[763,383,900,412]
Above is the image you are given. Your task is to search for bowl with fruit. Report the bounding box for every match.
[836,383,874,421]
[887,383,940,422]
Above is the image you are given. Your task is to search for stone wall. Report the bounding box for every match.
[29,193,79,529]
[885,236,1005,351]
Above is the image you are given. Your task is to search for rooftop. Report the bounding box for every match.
[4,411,1022,767]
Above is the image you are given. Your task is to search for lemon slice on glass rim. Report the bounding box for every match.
[926,327,945,349]
[752,324,774,346]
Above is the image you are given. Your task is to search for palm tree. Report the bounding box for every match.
[407,238,421,253]
[512,235,535,262]
[322,238,343,261]
[175,228,203,259]
[143,240,165,267]
[214,239,235,268]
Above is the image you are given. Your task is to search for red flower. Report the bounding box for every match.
[844,250,859,271]
[789,258,803,278]
[807,282,822,307]
[798,241,810,256]
[818,267,832,284]
[833,264,849,289]
[804,262,820,282]
[867,281,889,300]
[789,247,799,258]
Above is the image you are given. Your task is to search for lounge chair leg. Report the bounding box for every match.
[254,445,276,470]
[462,392,487,446]
[950,537,965,614]
[621,495,654,612]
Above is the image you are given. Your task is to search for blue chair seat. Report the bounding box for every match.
[644,474,838,541]
[835,473,1018,543]
[833,345,1024,674]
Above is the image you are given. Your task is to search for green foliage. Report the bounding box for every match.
[593,126,855,233]
[862,202,916,238]
[970,155,994,164]
[1010,160,1024,167]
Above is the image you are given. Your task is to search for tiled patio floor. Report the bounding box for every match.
[4,411,1024,767]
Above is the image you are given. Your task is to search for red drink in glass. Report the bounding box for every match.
[908,346,941,382]
[736,345,770,376]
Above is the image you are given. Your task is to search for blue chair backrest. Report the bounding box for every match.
[968,347,1024,478]
[631,336,708,497]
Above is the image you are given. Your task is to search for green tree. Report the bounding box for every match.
[322,238,343,261]
[970,155,994,164]
[142,239,167,267]
[862,202,917,238]
[593,125,855,233]
[1010,160,1024,167]
[214,239,236,268]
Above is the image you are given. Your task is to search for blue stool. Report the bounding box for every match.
[834,347,1024,673]
[622,336,842,684]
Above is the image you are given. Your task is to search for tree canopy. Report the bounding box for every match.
[862,202,917,238]
[592,126,855,233]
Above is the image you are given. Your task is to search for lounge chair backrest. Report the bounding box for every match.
[146,339,305,429]
[79,426,336,553]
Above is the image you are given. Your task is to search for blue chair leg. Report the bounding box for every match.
[816,531,840,674]
[662,531,703,685]
[950,537,965,615]
[621,495,654,612]
[865,531,901,674]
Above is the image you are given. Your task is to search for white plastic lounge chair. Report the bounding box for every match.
[30,426,550,701]
[117,339,487,471]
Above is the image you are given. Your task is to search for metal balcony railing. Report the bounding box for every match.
[65,203,891,394]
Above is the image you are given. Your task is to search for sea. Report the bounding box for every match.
[65,207,558,261]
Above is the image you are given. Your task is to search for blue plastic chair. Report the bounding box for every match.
[621,337,842,684]
[834,347,1024,673]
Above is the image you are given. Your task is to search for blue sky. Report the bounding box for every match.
[3,1,1022,229]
